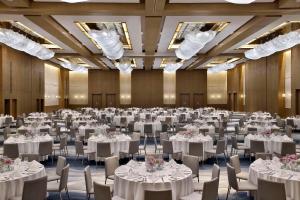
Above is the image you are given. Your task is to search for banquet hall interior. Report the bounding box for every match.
[1,0,300,200]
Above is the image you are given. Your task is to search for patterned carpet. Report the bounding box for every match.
[44,141,254,200]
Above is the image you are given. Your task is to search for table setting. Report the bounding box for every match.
[244,133,293,154]
[249,156,300,200]
[113,156,193,200]
[78,124,110,137]
[87,133,131,159]
[0,158,46,200]
[170,132,213,160]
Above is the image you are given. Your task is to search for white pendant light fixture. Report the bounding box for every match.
[245,30,300,60]
[208,62,235,73]
[175,30,216,60]
[0,28,55,60]
[164,61,183,73]
[60,61,87,72]
[61,0,87,3]
[89,29,124,60]
[115,61,133,73]
[225,0,255,4]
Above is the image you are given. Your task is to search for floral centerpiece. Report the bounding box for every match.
[280,154,300,172]
[178,130,193,138]
[261,129,272,137]
[145,154,164,172]
[0,157,13,173]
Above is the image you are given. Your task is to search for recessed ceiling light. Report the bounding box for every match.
[61,0,87,3]
[225,0,255,4]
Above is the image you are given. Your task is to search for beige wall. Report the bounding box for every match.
[207,71,227,105]
[69,71,88,105]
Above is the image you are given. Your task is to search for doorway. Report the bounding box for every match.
[106,94,116,107]
[92,94,102,109]
[179,93,190,107]
[193,93,204,108]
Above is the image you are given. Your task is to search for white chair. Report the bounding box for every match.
[230,155,248,181]
[47,164,70,200]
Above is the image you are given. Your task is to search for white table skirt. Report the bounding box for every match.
[0,161,46,200]
[170,135,213,161]
[78,125,109,137]
[244,134,292,154]
[4,135,54,155]
[87,135,131,160]
[249,159,300,200]
[113,116,134,126]
[113,162,193,200]
[134,122,162,135]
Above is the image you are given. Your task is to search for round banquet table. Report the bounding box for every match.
[0,160,46,200]
[183,124,215,134]
[87,134,131,160]
[169,134,213,161]
[134,121,162,135]
[113,160,193,200]
[113,116,134,126]
[78,125,109,136]
[17,125,51,134]
[156,116,178,124]
[249,158,300,200]
[72,119,97,128]
[244,134,293,154]
[4,135,53,155]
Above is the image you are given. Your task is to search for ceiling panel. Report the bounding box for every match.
[34,0,139,3]
[169,0,275,3]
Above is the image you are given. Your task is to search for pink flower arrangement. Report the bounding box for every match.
[280,154,298,164]
[179,130,193,138]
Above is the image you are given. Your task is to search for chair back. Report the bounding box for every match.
[85,129,95,140]
[128,122,134,133]
[105,156,119,178]
[161,122,169,132]
[60,136,67,149]
[84,166,93,196]
[39,128,49,134]
[144,190,172,200]
[286,119,294,127]
[144,124,153,135]
[3,143,19,159]
[216,140,226,154]
[94,182,112,200]
[97,142,111,158]
[231,136,238,149]
[183,155,199,178]
[162,140,173,154]
[255,153,272,160]
[286,126,292,138]
[59,164,70,192]
[211,164,220,180]
[3,127,12,140]
[281,142,296,156]
[128,140,139,154]
[230,155,241,174]
[75,140,84,155]
[250,140,265,153]
[131,132,140,141]
[201,177,219,200]
[188,142,203,158]
[226,163,239,190]
[22,176,47,200]
[56,156,67,176]
[257,178,286,200]
[39,141,53,156]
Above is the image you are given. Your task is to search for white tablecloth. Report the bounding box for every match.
[78,125,109,136]
[114,160,193,200]
[170,134,213,161]
[183,124,215,134]
[87,134,131,159]
[0,160,46,200]
[113,116,134,126]
[134,121,162,135]
[249,158,300,200]
[244,134,293,154]
[4,135,53,155]
[17,125,51,134]
[156,116,178,124]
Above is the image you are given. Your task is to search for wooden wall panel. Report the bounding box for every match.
[291,44,300,115]
[131,70,163,107]
[1,45,45,115]
[176,70,207,108]
[88,70,120,107]
[245,58,267,112]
